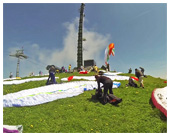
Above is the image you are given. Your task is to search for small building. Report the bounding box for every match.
[84,59,96,67]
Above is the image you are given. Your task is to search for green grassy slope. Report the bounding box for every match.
[3,73,167,133]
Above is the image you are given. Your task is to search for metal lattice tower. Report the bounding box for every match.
[77,3,85,69]
[9,47,28,77]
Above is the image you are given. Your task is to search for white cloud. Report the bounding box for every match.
[29,17,111,67]
[4,18,111,78]
[83,30,110,64]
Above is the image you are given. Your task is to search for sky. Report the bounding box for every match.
[2,3,167,79]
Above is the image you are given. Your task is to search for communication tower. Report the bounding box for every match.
[9,47,28,77]
[77,3,85,69]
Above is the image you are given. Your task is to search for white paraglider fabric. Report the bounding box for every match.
[3,81,121,107]
[3,77,59,85]
[61,72,129,81]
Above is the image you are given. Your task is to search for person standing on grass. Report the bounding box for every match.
[95,75,122,104]
[46,65,57,85]
[68,64,71,73]
[135,68,144,88]
[128,68,132,74]
[93,65,98,73]
[9,72,13,78]
[139,67,147,77]
[139,67,144,74]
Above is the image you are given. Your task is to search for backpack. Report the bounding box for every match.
[128,77,138,88]
[91,89,122,105]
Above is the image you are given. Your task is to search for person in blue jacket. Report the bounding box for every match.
[46,65,57,85]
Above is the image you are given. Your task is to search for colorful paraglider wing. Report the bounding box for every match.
[68,76,74,81]
[151,87,167,117]
[109,43,115,55]
[79,71,88,74]
[105,43,115,65]
[111,47,115,56]
[105,48,109,65]
[131,76,139,81]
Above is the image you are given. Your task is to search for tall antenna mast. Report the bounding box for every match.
[77,3,85,69]
[9,47,28,77]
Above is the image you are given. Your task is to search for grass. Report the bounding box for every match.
[3,72,167,132]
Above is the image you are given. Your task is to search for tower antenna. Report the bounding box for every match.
[77,3,85,69]
[9,47,28,77]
